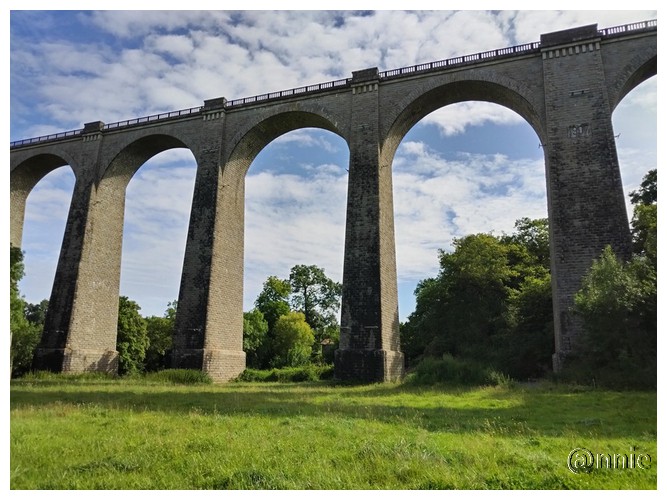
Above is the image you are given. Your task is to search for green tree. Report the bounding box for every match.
[144,300,177,372]
[400,219,554,379]
[272,311,315,367]
[10,245,28,338]
[288,264,342,347]
[629,169,656,206]
[116,296,149,375]
[571,246,656,388]
[629,170,657,262]
[24,299,49,325]
[243,309,269,368]
[10,246,43,377]
[255,276,292,332]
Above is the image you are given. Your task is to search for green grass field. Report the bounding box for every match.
[10,376,656,489]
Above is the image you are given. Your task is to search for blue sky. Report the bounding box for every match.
[8,7,658,322]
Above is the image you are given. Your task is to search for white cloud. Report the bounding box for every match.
[421,103,526,137]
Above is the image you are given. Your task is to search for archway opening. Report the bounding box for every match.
[611,77,657,218]
[393,100,551,379]
[19,165,75,309]
[244,127,349,368]
[120,148,197,318]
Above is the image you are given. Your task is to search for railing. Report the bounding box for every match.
[11,19,656,149]
[103,106,202,130]
[226,78,350,108]
[10,129,83,148]
[599,19,657,37]
[379,41,541,79]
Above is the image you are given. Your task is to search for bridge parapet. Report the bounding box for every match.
[10,19,655,150]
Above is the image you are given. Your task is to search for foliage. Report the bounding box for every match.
[237,364,334,382]
[629,168,656,206]
[254,276,292,332]
[24,299,49,325]
[11,322,42,378]
[288,264,342,345]
[116,296,149,375]
[629,170,657,263]
[406,355,513,387]
[271,312,315,367]
[10,246,45,377]
[144,301,177,372]
[249,266,342,368]
[565,170,657,389]
[243,309,269,368]
[400,218,553,379]
[10,245,28,339]
[567,246,656,389]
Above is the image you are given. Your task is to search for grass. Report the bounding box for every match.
[10,376,656,489]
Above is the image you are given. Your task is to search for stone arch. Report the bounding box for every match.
[608,52,657,112]
[100,133,193,188]
[10,152,78,248]
[225,109,347,181]
[381,75,545,166]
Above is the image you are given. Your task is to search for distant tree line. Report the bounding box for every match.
[9,259,341,377]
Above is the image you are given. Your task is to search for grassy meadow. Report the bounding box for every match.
[10,375,656,489]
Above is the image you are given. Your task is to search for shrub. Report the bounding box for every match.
[406,354,513,387]
[236,364,333,383]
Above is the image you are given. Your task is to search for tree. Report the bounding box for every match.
[288,264,342,347]
[24,299,49,326]
[10,245,27,339]
[630,170,657,262]
[571,246,656,388]
[144,300,177,372]
[11,299,49,378]
[10,245,42,377]
[255,276,292,333]
[243,309,269,368]
[400,219,554,379]
[116,296,149,375]
[629,169,656,206]
[272,311,315,367]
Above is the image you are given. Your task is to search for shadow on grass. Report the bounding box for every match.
[10,378,656,440]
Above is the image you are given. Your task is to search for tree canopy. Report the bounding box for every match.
[400,218,553,379]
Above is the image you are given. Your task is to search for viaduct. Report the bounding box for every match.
[10,20,657,382]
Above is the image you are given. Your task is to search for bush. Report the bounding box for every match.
[406,354,513,387]
[236,364,333,383]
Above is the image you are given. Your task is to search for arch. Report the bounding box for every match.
[609,54,657,113]
[10,153,78,249]
[381,77,545,166]
[102,133,192,188]
[226,110,346,179]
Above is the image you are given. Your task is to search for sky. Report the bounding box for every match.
[8,5,659,323]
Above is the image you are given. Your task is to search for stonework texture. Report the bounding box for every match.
[10,23,656,381]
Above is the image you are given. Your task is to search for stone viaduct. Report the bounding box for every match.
[10,20,657,382]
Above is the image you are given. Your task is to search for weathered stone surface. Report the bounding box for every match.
[10,22,656,380]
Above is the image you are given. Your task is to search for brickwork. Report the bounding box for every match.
[540,26,634,368]
[10,22,656,381]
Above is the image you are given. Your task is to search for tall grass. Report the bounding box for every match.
[10,376,656,489]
